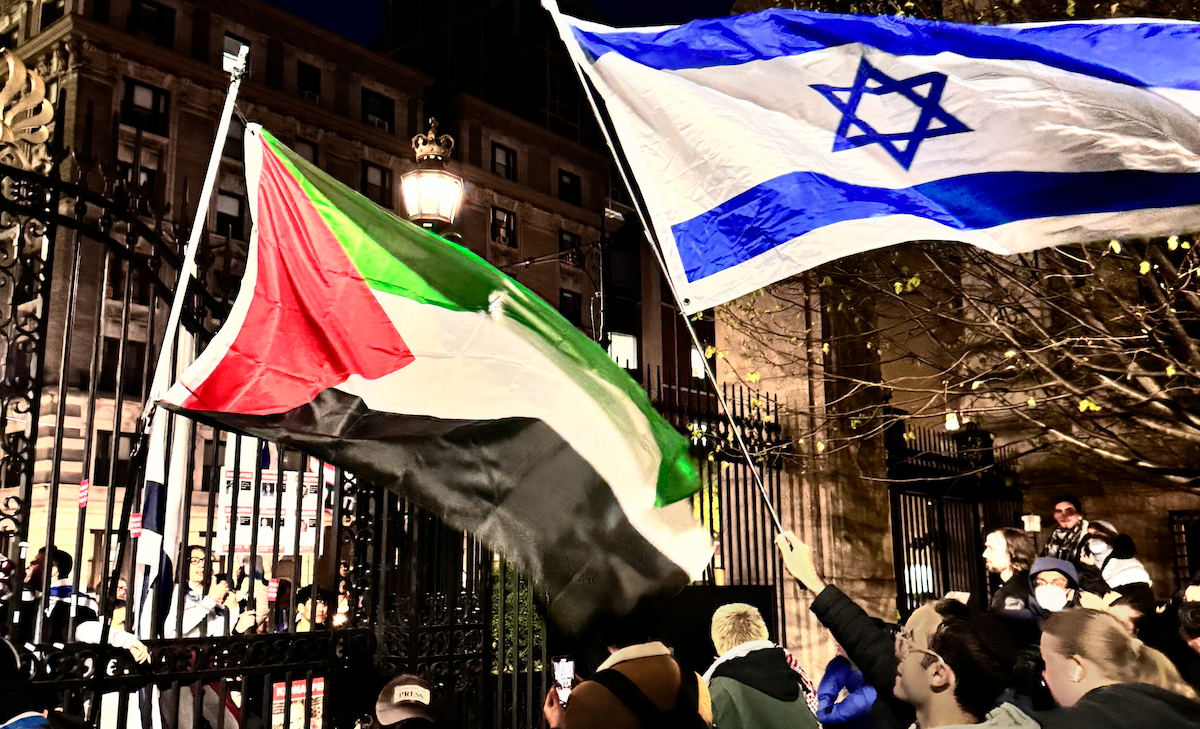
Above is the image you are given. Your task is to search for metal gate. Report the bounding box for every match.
[0,50,556,728]
[884,415,1022,616]
[644,364,788,647]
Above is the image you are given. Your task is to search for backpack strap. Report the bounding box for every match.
[671,669,704,727]
[590,669,665,725]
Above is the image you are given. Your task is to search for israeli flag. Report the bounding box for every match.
[547,5,1200,313]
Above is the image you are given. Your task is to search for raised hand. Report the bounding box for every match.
[775,530,827,594]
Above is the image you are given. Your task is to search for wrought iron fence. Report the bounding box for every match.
[641,363,789,647]
[885,415,1023,616]
[0,48,794,728]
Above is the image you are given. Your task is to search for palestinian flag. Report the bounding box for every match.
[162,125,712,629]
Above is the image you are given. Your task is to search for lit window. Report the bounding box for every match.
[492,143,516,181]
[607,332,638,370]
[490,207,516,247]
[216,191,245,240]
[691,347,706,380]
[361,161,392,208]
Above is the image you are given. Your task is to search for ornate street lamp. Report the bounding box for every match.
[401,118,463,232]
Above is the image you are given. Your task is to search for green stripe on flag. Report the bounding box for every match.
[259,131,698,506]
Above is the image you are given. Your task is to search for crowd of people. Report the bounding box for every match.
[535,495,1200,729]
[7,496,1200,729]
[2,545,353,729]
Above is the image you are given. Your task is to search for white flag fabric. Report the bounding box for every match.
[547,5,1200,313]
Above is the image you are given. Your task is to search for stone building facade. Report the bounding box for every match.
[1,0,613,589]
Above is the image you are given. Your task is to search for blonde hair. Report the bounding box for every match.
[711,603,769,656]
[1042,609,1197,700]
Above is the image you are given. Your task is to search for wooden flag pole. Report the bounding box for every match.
[546,1,784,534]
[141,45,250,422]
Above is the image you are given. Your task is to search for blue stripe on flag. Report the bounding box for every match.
[572,11,1200,90]
[672,169,1200,282]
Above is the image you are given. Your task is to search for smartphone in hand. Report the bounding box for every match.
[552,655,575,707]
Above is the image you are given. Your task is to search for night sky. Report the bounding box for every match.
[263,0,737,44]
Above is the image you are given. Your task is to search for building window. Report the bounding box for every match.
[222,117,244,161]
[223,33,250,73]
[294,137,317,164]
[216,191,245,240]
[93,430,135,487]
[559,229,581,267]
[98,339,147,396]
[127,0,175,48]
[361,89,394,133]
[559,290,582,328]
[691,347,708,380]
[558,169,581,206]
[105,262,153,305]
[121,79,170,137]
[297,61,320,103]
[491,207,516,248]
[492,143,516,182]
[0,27,17,50]
[361,161,392,208]
[40,0,64,30]
[607,332,638,370]
[116,144,161,216]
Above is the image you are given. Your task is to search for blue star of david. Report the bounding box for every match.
[811,58,971,170]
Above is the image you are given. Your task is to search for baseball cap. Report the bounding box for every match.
[376,674,434,726]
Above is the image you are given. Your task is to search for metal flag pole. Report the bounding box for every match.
[544,1,784,534]
[96,47,249,650]
[141,45,250,422]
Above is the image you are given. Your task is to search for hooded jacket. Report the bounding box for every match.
[1038,683,1200,729]
[809,584,916,729]
[906,702,1040,729]
[818,654,876,729]
[705,642,819,729]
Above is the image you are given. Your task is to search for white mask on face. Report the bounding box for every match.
[1035,584,1070,612]
[1088,540,1112,559]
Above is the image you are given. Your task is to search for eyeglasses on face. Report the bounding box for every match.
[1035,576,1070,589]
[895,628,946,666]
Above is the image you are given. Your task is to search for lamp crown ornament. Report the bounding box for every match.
[412,117,453,162]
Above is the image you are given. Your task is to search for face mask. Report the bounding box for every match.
[1035,584,1070,612]
[1089,540,1112,558]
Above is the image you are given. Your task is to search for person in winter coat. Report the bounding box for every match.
[702,603,819,729]
[1042,497,1089,563]
[984,529,1036,614]
[818,645,876,729]
[776,530,916,729]
[1082,521,1153,621]
[543,605,712,729]
[894,608,1039,729]
[1025,558,1086,621]
[1037,608,1200,729]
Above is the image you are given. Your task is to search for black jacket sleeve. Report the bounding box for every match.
[809,584,915,729]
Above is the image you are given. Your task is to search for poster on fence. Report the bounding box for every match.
[271,677,324,729]
[216,468,324,555]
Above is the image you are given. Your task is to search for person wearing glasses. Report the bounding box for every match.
[1042,497,1089,563]
[894,610,1038,729]
[776,531,916,729]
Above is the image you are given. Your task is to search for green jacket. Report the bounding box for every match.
[707,646,819,729]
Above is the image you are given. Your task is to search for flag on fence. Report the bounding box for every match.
[547,5,1200,313]
[159,126,711,630]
